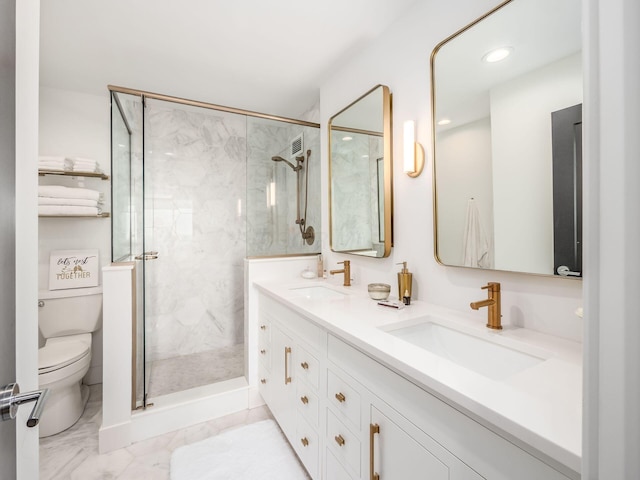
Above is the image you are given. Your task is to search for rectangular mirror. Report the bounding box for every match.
[329,85,393,258]
[431,0,582,277]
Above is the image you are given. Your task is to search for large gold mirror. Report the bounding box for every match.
[329,85,393,258]
[431,0,582,277]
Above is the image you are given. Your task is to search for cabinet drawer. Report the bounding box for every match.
[295,412,319,479]
[326,449,356,480]
[258,361,270,404]
[327,409,361,476]
[327,369,361,429]
[295,347,319,391]
[258,339,271,371]
[296,383,319,427]
[258,318,271,345]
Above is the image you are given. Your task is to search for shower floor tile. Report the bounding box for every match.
[147,343,244,398]
[40,384,274,480]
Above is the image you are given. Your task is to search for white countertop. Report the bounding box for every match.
[254,279,582,474]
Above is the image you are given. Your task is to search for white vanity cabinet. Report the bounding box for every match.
[258,295,324,479]
[256,291,576,480]
[325,363,482,480]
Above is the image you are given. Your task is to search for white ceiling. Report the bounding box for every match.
[40,0,418,119]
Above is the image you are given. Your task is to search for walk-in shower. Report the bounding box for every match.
[110,86,320,409]
[271,149,315,245]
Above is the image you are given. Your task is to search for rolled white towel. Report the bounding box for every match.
[38,185,101,201]
[38,197,99,207]
[38,205,100,216]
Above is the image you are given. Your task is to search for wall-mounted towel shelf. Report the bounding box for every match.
[38,170,110,181]
[39,213,110,218]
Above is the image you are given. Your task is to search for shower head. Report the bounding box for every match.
[271,156,302,171]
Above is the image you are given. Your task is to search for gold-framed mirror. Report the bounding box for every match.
[431,0,582,277]
[329,84,393,258]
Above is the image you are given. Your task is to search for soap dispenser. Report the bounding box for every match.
[397,262,413,303]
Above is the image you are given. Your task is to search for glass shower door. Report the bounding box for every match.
[142,98,247,399]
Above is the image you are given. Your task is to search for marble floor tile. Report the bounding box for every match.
[40,383,275,480]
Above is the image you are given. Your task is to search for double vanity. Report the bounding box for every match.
[254,280,581,480]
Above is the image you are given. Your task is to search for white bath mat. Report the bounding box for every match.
[170,419,309,480]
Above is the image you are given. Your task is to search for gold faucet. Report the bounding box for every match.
[329,260,351,286]
[470,282,502,330]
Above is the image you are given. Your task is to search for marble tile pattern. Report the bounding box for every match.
[147,344,244,398]
[330,130,383,251]
[40,385,281,480]
[143,100,247,362]
[246,117,321,256]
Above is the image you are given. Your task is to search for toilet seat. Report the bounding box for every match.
[39,333,91,374]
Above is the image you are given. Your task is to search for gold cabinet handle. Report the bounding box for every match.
[284,346,292,384]
[335,434,345,447]
[370,423,380,480]
[260,325,266,330]
[260,378,267,384]
[301,437,309,447]
[300,395,309,405]
[335,392,346,403]
[260,349,266,355]
[300,361,309,370]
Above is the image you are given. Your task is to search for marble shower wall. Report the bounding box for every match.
[144,99,247,361]
[246,118,321,257]
[330,130,384,253]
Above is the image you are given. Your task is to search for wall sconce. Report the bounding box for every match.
[403,120,424,178]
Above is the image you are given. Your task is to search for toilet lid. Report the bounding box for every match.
[39,334,91,374]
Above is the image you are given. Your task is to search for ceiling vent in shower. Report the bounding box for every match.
[290,133,304,158]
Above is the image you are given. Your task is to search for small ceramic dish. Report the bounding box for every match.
[368,283,391,300]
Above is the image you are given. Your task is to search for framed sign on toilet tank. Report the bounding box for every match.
[49,249,99,290]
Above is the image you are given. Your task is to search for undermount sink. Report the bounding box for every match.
[289,285,347,300]
[383,318,546,381]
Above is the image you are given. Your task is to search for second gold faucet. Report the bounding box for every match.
[470,282,502,330]
[329,260,351,286]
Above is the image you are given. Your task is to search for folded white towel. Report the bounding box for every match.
[38,205,100,216]
[38,197,99,207]
[38,185,101,201]
[39,156,66,163]
[38,165,67,172]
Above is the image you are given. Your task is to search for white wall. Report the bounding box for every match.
[491,53,582,274]
[436,117,494,266]
[319,0,583,342]
[38,86,111,384]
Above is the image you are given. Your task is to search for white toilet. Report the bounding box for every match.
[38,286,102,437]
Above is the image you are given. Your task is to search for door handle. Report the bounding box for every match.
[0,383,49,427]
[135,251,159,260]
[557,265,581,277]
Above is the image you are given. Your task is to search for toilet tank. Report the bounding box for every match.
[38,286,103,339]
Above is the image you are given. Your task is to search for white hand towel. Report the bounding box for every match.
[38,185,101,201]
[462,198,491,268]
[38,197,99,207]
[38,205,100,216]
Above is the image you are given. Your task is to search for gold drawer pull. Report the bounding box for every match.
[335,392,346,403]
[284,346,292,384]
[260,378,267,384]
[300,361,309,370]
[301,437,309,447]
[335,434,345,447]
[260,349,266,355]
[260,325,266,330]
[370,423,380,480]
[300,395,309,405]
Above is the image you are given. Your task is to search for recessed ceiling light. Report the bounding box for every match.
[362,154,369,158]
[342,136,353,141]
[482,47,513,63]
[437,118,451,126]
